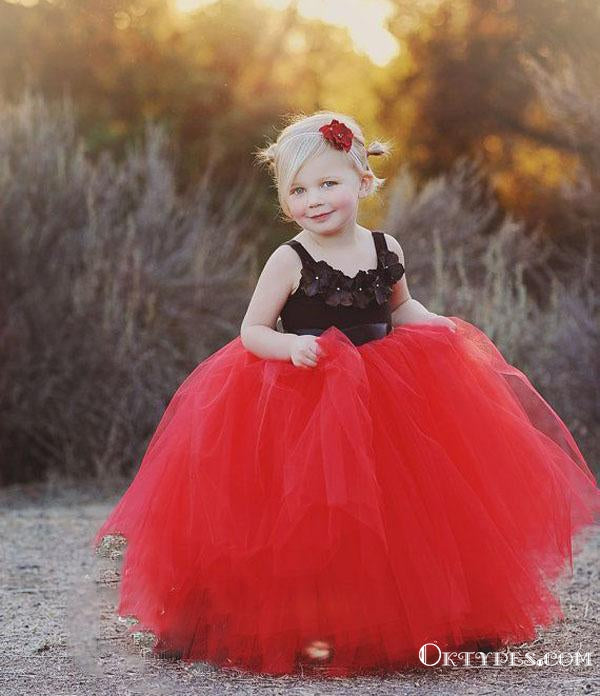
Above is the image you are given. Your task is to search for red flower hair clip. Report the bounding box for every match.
[319,119,354,152]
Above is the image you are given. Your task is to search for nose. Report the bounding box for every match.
[306,186,324,206]
[307,193,324,209]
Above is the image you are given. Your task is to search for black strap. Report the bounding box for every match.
[373,230,388,257]
[284,240,316,267]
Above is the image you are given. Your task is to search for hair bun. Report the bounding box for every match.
[366,140,389,157]
[253,141,278,171]
[264,143,277,164]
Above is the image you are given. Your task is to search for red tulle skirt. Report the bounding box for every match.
[92,317,600,677]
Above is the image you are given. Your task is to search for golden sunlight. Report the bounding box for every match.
[175,0,399,66]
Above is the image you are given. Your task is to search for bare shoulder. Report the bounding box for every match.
[382,232,405,263]
[265,242,302,274]
[254,241,301,295]
[240,242,301,335]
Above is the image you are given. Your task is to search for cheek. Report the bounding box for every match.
[331,187,357,208]
[287,197,304,217]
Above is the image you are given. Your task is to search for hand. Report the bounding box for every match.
[289,334,324,368]
[424,313,457,332]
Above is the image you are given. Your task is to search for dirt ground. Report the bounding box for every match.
[1,480,599,696]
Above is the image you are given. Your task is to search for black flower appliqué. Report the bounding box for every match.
[351,270,373,309]
[366,268,393,304]
[379,248,405,285]
[296,243,405,308]
[299,260,335,297]
[324,272,354,307]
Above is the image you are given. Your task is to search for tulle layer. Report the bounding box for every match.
[92,317,600,677]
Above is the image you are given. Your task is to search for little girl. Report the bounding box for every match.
[93,111,600,678]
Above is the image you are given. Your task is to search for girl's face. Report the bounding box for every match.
[285,149,372,234]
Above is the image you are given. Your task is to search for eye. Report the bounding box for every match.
[290,181,337,195]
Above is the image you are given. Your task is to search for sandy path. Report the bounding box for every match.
[1,482,599,696]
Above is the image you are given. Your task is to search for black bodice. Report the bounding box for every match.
[279,230,405,346]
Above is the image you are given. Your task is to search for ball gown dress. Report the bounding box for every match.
[92,230,600,677]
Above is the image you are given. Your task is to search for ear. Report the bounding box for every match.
[358,170,374,198]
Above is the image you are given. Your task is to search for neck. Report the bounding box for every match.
[302,222,363,250]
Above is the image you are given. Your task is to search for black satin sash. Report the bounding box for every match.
[291,321,390,346]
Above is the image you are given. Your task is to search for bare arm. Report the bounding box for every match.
[385,234,456,331]
[384,234,434,326]
[240,245,302,360]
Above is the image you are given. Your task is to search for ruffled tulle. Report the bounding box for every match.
[91,317,600,677]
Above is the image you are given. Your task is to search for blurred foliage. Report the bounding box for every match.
[379,0,600,234]
[0,0,386,243]
[1,0,598,242]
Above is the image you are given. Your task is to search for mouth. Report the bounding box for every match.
[310,211,333,220]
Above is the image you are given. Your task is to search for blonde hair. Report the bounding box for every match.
[254,110,393,223]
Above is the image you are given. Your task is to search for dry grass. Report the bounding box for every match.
[0,91,263,485]
[0,87,598,485]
